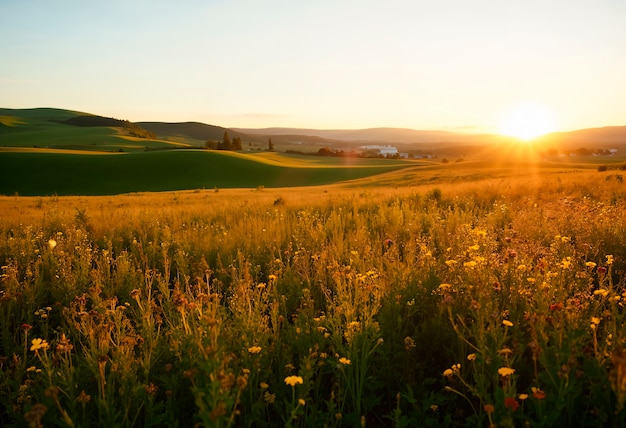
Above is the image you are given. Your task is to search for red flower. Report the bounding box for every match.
[532,387,546,400]
[504,397,519,411]
[549,303,563,312]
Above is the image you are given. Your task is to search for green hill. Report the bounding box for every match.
[0,108,190,152]
[0,149,414,196]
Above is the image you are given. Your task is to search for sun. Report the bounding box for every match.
[499,103,556,141]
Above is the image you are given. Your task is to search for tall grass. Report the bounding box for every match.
[1,171,625,426]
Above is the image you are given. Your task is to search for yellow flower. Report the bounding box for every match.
[438,283,452,290]
[443,368,454,377]
[586,261,597,268]
[467,353,477,361]
[339,357,351,365]
[248,346,262,354]
[594,289,609,297]
[519,393,529,400]
[268,274,277,281]
[298,398,306,406]
[30,338,49,352]
[498,367,515,377]
[468,244,480,251]
[260,382,269,389]
[284,376,304,387]
[48,239,57,250]
[606,255,614,265]
[497,347,513,356]
[591,317,601,325]
[503,320,514,327]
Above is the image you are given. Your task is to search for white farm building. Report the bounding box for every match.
[359,145,398,156]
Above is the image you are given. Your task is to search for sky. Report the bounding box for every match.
[1,0,625,132]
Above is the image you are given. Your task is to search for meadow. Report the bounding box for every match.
[0,150,415,196]
[1,159,626,427]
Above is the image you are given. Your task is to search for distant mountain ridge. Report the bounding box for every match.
[137,121,250,143]
[2,107,625,149]
[236,125,626,148]
[232,127,480,144]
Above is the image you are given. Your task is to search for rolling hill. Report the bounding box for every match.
[0,108,192,152]
[0,149,414,196]
[1,106,625,196]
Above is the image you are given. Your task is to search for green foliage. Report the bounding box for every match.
[63,115,157,140]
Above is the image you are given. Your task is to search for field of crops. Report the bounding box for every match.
[1,166,626,427]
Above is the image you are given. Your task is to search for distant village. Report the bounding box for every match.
[357,145,433,159]
[301,144,434,159]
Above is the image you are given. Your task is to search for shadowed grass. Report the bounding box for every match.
[0,150,414,196]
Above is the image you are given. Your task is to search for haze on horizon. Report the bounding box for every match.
[1,0,625,134]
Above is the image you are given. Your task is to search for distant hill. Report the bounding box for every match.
[3,107,625,150]
[233,127,487,144]
[0,108,188,152]
[237,125,626,149]
[0,107,85,121]
[64,115,156,139]
[542,126,626,148]
[138,122,250,143]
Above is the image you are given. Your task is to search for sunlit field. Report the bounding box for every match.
[1,164,626,427]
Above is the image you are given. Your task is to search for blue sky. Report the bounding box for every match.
[1,0,625,132]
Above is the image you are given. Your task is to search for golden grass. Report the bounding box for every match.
[0,115,25,126]
[1,163,626,426]
[0,147,121,155]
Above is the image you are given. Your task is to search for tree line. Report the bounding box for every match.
[62,115,156,139]
[206,133,273,152]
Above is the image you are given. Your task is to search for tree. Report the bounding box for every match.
[219,132,232,151]
[268,138,274,152]
[232,137,242,151]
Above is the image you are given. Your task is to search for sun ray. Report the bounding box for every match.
[499,103,556,141]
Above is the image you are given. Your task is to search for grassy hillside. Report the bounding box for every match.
[0,108,190,152]
[0,149,414,196]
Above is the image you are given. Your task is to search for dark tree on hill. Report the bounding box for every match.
[205,140,217,150]
[268,138,274,152]
[232,137,242,151]
[218,132,232,151]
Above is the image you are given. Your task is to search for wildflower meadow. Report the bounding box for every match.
[1,169,626,427]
